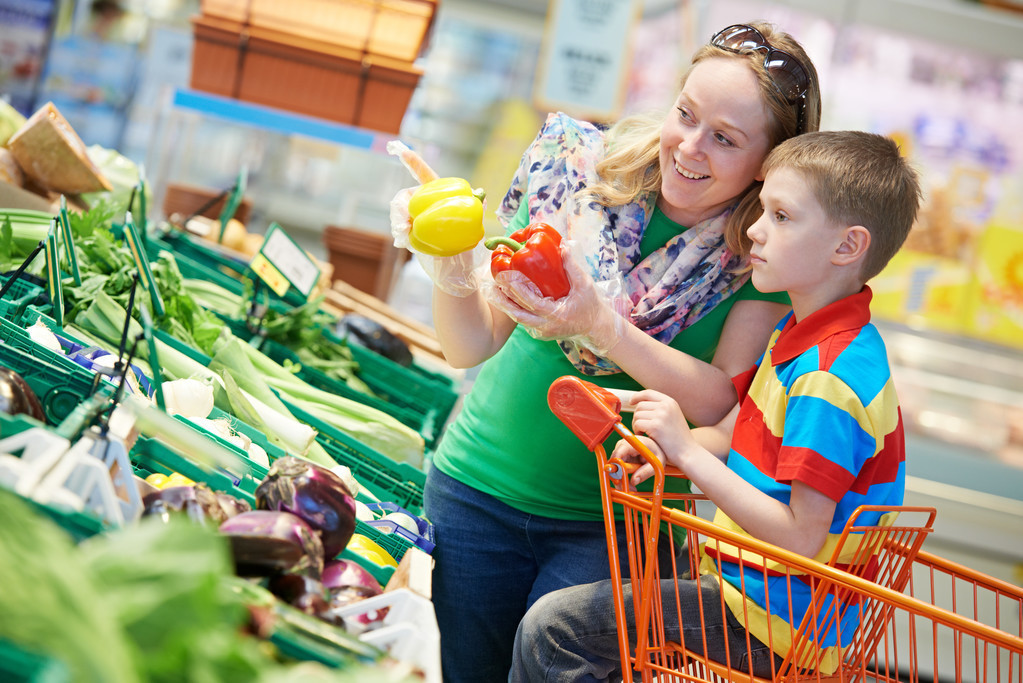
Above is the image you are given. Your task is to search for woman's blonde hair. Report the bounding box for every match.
[586,21,822,257]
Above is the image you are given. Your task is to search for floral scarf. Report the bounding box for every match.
[496,113,750,375]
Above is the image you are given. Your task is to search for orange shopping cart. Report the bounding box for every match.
[547,376,1023,683]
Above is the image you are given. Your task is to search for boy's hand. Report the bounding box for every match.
[611,434,666,489]
[630,390,696,458]
[610,390,698,488]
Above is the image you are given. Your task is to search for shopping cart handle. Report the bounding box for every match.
[547,376,622,451]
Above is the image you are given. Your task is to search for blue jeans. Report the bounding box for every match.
[509,575,781,682]
[425,467,678,683]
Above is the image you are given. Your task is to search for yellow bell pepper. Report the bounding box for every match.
[408,177,485,257]
[346,534,398,568]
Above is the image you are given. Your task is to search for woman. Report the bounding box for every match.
[396,22,821,681]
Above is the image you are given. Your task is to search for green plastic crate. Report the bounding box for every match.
[131,436,262,507]
[0,275,49,321]
[258,337,442,450]
[0,333,104,425]
[25,496,107,543]
[282,399,425,515]
[334,331,459,437]
[0,316,107,380]
[0,638,72,683]
[0,410,45,438]
[149,230,306,309]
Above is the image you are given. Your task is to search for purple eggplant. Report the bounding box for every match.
[267,574,330,617]
[320,559,387,632]
[255,457,357,559]
[142,483,251,526]
[0,366,45,422]
[219,509,325,578]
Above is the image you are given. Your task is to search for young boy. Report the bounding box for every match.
[508,130,922,682]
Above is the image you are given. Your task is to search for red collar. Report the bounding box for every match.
[770,287,874,365]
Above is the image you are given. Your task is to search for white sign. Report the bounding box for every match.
[259,224,320,297]
[534,0,641,121]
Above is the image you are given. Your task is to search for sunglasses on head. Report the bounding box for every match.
[710,24,810,133]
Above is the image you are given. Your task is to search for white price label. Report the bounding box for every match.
[257,223,319,297]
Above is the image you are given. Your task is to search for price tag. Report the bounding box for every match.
[58,195,82,285]
[252,222,320,299]
[218,167,248,243]
[249,253,290,298]
[44,218,63,327]
[122,211,166,318]
[139,303,164,411]
[533,0,640,121]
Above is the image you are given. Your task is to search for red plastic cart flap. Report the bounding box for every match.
[547,376,622,451]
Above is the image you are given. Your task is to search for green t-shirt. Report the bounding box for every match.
[431,205,789,520]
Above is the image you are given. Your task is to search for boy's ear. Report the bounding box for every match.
[832,225,871,266]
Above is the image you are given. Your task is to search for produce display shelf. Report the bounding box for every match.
[258,336,441,450]
[8,285,424,569]
[172,87,390,150]
[150,228,457,416]
[345,340,457,440]
[149,231,306,311]
[284,398,425,514]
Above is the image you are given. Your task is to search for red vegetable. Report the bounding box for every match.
[255,456,357,559]
[219,509,325,578]
[485,222,571,299]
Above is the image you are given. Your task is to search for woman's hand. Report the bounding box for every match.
[489,243,626,355]
[389,185,486,297]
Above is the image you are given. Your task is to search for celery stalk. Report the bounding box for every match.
[234,341,425,465]
[76,290,221,385]
[209,337,295,417]
[218,370,335,467]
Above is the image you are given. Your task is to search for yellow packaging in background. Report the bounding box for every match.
[967,222,1023,349]
[871,249,973,335]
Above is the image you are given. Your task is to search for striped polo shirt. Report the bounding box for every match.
[700,286,906,673]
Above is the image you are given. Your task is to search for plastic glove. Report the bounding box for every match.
[389,185,416,250]
[486,242,628,356]
[389,185,486,297]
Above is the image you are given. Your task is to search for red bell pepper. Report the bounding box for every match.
[484,222,571,300]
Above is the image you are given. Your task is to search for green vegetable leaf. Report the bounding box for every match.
[0,215,13,265]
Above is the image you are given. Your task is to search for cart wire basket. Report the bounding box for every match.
[547,376,1023,683]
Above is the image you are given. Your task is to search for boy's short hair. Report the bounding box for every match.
[761,130,922,281]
